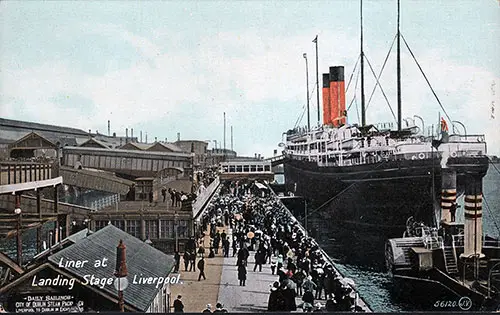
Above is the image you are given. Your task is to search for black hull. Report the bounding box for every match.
[284,156,489,236]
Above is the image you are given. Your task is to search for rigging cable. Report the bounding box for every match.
[488,156,500,176]
[293,82,319,129]
[293,105,307,130]
[354,67,361,124]
[345,55,361,94]
[365,33,397,111]
[306,160,389,218]
[364,55,398,123]
[483,194,500,237]
[347,66,361,112]
[401,33,453,125]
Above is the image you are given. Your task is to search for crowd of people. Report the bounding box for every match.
[197,180,364,313]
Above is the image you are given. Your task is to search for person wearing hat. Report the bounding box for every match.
[238,261,247,286]
[267,281,282,311]
[202,304,212,313]
[173,295,184,313]
[213,302,228,313]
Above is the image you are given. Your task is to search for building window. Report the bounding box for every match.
[160,220,174,238]
[111,220,125,231]
[236,165,242,172]
[95,220,108,231]
[145,220,158,239]
[264,165,271,172]
[177,220,189,238]
[250,165,257,172]
[243,165,249,172]
[126,220,141,238]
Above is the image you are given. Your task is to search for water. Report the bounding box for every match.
[324,165,500,312]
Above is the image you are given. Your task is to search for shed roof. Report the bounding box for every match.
[0,118,88,136]
[48,224,175,312]
[118,142,151,150]
[147,142,183,152]
[79,137,111,149]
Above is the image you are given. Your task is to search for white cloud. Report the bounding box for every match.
[1,19,499,156]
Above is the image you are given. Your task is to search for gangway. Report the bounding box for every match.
[265,154,286,167]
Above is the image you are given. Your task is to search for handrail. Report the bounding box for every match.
[192,177,220,219]
[424,235,443,250]
[452,234,465,247]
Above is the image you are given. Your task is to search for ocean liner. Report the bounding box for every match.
[281,1,489,234]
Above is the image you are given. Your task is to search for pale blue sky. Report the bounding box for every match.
[1,0,499,156]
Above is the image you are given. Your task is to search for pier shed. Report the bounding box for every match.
[219,160,274,181]
[0,224,175,312]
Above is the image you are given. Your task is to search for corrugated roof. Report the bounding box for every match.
[148,142,183,152]
[79,137,111,149]
[48,225,175,312]
[118,142,151,150]
[0,118,88,136]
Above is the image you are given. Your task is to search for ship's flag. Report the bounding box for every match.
[440,117,449,133]
[312,36,317,43]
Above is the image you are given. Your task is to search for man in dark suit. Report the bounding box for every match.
[173,295,184,313]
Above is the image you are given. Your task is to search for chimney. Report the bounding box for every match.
[113,132,116,138]
[165,137,168,143]
[460,173,485,260]
[155,137,157,143]
[231,125,233,151]
[177,132,180,142]
[223,112,226,152]
[440,168,457,223]
[126,128,128,139]
[131,128,134,140]
[329,66,346,126]
[322,73,331,125]
[140,131,143,143]
[108,120,110,136]
[145,132,148,143]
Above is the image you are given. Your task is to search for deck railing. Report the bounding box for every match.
[0,162,53,185]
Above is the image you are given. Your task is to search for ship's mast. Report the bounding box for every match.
[314,35,320,126]
[397,0,402,131]
[360,0,366,127]
[304,53,311,131]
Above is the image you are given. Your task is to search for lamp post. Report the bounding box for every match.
[303,53,311,131]
[174,211,179,252]
[190,143,195,195]
[14,194,22,265]
[114,239,129,312]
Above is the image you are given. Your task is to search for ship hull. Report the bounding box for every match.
[283,156,489,237]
